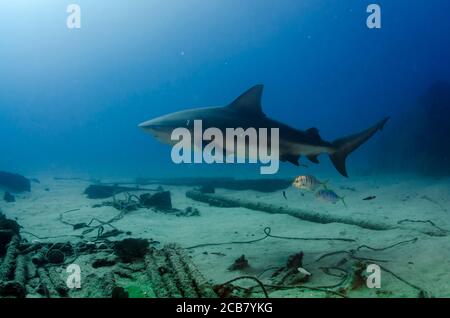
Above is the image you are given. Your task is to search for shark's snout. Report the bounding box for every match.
[138,119,167,132]
[138,117,175,144]
[138,119,154,130]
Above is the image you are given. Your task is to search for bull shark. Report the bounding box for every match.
[139,85,389,177]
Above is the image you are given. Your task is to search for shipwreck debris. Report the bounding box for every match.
[136,177,291,193]
[92,257,116,269]
[0,171,31,192]
[46,249,65,265]
[145,244,217,298]
[271,252,311,285]
[114,238,149,262]
[186,190,393,231]
[83,184,158,199]
[199,185,215,194]
[186,190,447,236]
[228,255,250,271]
[3,192,15,203]
[140,191,172,210]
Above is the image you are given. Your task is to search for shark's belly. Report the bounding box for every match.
[281,140,332,156]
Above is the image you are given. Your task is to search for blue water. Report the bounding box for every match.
[1,0,449,179]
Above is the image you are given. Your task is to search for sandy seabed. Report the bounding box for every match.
[1,173,449,298]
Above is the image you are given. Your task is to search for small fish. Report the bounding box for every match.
[292,175,328,191]
[315,189,346,207]
[363,195,376,201]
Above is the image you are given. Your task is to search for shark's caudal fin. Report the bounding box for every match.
[330,117,390,177]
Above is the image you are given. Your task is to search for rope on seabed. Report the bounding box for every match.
[219,276,270,298]
[356,237,418,252]
[186,227,356,250]
[218,234,424,298]
[219,275,348,298]
[397,219,449,234]
[24,212,123,242]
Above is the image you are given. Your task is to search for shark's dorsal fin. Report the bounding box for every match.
[305,127,325,143]
[228,85,265,116]
[306,127,320,138]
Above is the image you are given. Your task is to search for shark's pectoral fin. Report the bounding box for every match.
[228,85,265,116]
[307,155,320,164]
[280,154,300,166]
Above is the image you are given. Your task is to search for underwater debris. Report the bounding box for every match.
[0,171,31,193]
[46,249,65,265]
[347,261,366,291]
[214,276,269,298]
[139,191,172,210]
[397,219,449,236]
[187,190,446,237]
[0,235,20,280]
[363,195,377,201]
[186,190,395,231]
[72,222,88,230]
[2,221,214,298]
[31,248,49,266]
[95,191,187,214]
[286,251,304,269]
[136,177,291,193]
[145,244,217,298]
[0,235,26,298]
[92,257,116,268]
[0,210,20,240]
[186,226,354,251]
[176,207,200,217]
[97,229,124,240]
[271,252,311,285]
[228,255,250,271]
[114,238,149,262]
[83,184,157,199]
[112,286,129,298]
[3,192,15,203]
[199,184,215,194]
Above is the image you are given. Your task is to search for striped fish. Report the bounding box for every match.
[292,175,328,191]
[315,189,346,207]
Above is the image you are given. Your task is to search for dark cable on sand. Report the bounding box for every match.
[185,227,355,250]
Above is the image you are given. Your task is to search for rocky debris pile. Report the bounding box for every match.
[228,255,250,271]
[3,192,15,203]
[0,212,216,299]
[0,171,30,193]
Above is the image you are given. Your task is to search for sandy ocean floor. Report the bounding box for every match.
[1,174,449,298]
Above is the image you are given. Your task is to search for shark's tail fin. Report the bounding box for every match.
[329,117,390,177]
